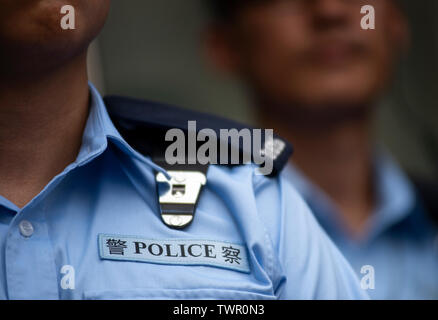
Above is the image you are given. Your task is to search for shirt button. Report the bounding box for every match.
[19,220,34,238]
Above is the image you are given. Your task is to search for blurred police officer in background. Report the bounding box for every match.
[205,0,438,299]
[0,1,368,299]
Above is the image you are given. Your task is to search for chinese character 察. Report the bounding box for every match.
[222,246,241,264]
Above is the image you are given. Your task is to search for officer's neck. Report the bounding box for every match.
[0,52,90,208]
[259,105,376,239]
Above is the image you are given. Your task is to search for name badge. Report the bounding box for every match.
[98,234,250,273]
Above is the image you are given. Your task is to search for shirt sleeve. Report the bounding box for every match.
[254,173,369,300]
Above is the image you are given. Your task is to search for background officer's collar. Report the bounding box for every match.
[284,151,421,245]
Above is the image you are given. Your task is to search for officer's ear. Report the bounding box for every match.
[388,2,410,55]
[203,24,242,75]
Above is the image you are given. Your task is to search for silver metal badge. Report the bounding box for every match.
[156,171,207,228]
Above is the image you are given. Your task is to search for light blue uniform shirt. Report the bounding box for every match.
[284,155,438,299]
[0,83,367,300]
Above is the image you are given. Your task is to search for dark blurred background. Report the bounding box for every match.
[87,0,438,180]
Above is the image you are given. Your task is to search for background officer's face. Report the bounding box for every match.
[0,0,110,74]
[207,0,408,113]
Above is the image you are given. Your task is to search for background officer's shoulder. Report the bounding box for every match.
[410,176,438,227]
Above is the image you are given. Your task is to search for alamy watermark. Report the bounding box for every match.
[164,121,285,176]
[60,5,75,30]
[360,265,375,290]
[60,265,75,290]
[361,5,375,30]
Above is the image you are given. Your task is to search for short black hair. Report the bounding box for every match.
[206,0,268,22]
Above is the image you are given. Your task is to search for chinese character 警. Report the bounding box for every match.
[106,239,128,255]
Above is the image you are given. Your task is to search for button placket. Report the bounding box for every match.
[6,208,59,299]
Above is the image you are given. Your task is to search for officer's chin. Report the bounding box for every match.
[0,33,89,78]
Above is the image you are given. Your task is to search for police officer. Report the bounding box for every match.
[204,0,438,299]
[0,1,367,299]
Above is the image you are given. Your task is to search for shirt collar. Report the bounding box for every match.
[368,152,416,239]
[76,82,167,175]
[284,151,419,244]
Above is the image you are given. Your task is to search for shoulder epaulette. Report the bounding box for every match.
[104,95,293,177]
